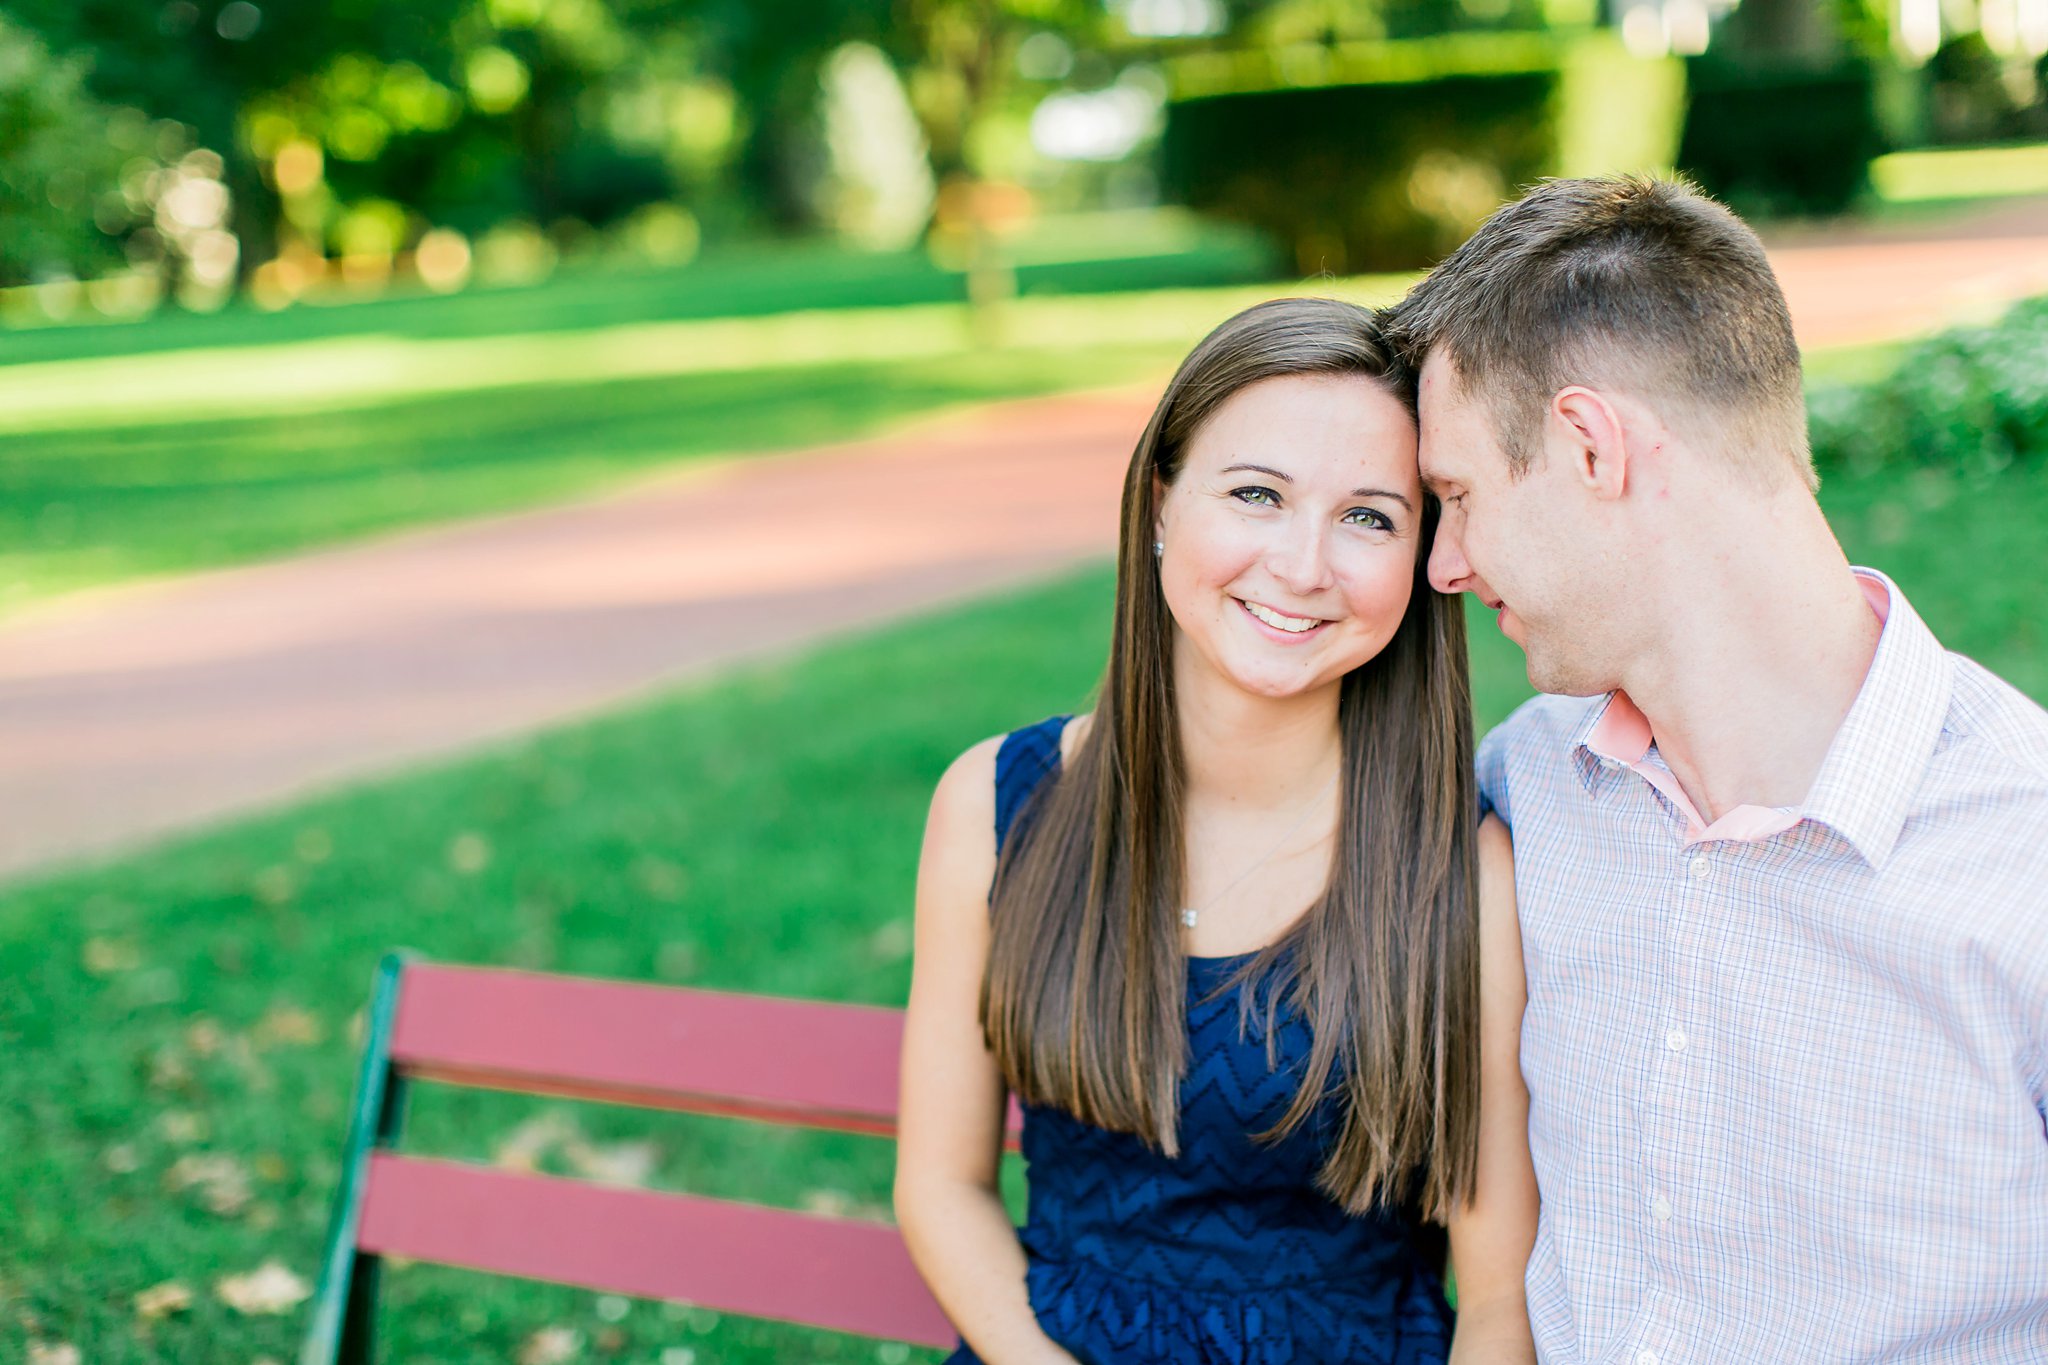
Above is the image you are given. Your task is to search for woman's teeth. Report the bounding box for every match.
[1242,601,1320,633]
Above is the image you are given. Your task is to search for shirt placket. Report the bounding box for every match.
[1628,792,1711,1365]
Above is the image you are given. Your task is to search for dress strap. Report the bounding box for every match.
[993,715,1068,856]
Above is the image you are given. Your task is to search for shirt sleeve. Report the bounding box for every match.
[1475,720,1512,827]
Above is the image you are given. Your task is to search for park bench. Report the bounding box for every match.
[301,953,1016,1364]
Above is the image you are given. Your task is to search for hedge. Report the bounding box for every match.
[1809,293,2048,475]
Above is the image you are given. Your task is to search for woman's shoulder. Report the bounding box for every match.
[927,713,1091,844]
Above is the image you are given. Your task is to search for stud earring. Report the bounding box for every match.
[1153,540,1164,557]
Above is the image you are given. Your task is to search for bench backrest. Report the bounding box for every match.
[302,955,1014,1363]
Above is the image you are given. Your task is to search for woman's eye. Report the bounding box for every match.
[1343,507,1393,530]
[1231,486,1280,507]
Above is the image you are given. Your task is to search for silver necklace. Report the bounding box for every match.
[1179,774,1338,930]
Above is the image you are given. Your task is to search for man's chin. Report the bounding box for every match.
[1513,628,1607,698]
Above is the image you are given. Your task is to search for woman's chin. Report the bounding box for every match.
[1208,658,1340,703]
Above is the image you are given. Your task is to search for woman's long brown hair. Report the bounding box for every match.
[980,297,1479,1220]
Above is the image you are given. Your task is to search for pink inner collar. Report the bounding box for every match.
[1584,574,1891,846]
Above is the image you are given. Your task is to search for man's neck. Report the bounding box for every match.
[1618,513,1883,823]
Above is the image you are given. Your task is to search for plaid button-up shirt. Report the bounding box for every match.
[1479,570,2048,1364]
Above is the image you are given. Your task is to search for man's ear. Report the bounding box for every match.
[1550,387,1629,501]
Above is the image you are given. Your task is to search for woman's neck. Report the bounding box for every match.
[1172,650,1343,810]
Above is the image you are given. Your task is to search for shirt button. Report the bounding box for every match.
[1666,1028,1688,1052]
[1652,1194,1673,1222]
[1638,1352,1659,1365]
[1688,854,1711,879]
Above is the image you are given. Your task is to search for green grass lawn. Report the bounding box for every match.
[2,446,2042,1363]
[0,275,1427,616]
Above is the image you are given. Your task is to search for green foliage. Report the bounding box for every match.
[0,17,151,286]
[4,0,787,270]
[1160,34,1683,272]
[1677,56,1884,216]
[1808,293,2048,479]
[1924,32,2040,144]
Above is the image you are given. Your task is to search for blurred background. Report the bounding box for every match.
[3,1,2047,1362]
[2,0,2046,325]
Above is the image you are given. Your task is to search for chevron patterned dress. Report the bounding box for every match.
[945,717,1455,1365]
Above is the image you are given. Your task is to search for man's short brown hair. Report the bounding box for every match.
[1388,175,1815,490]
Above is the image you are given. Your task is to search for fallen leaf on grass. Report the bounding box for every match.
[448,832,492,875]
[251,866,297,906]
[563,1139,658,1188]
[185,1018,226,1057]
[83,937,141,975]
[215,1261,311,1315]
[26,1343,80,1365]
[148,1046,193,1092]
[256,1005,322,1047]
[802,1188,853,1216]
[867,918,913,962]
[493,1110,578,1172]
[156,1110,207,1144]
[167,1153,253,1216]
[518,1325,583,1364]
[135,1280,193,1319]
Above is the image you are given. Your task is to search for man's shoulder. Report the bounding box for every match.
[1476,692,1606,823]
[1918,657,2048,849]
[1478,691,1605,765]
[1943,654,2048,783]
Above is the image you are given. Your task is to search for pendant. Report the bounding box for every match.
[1180,907,1198,929]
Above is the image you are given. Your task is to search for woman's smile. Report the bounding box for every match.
[1238,597,1329,638]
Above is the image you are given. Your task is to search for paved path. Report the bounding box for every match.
[6,202,2048,882]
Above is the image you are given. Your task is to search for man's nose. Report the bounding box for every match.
[1428,523,1473,596]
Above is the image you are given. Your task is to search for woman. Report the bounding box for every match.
[895,298,1536,1364]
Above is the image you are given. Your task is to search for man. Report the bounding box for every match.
[1390,175,2048,1363]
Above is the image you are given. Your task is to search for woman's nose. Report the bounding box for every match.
[1269,518,1335,595]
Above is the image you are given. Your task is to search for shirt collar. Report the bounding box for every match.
[1798,568,1952,866]
[1567,568,1952,866]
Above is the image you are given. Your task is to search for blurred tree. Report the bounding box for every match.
[6,0,754,288]
[0,15,152,287]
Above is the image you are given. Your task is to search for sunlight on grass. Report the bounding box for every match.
[0,276,1416,436]
[1871,144,2048,204]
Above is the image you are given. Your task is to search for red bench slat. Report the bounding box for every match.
[392,965,908,1134]
[358,1153,956,1349]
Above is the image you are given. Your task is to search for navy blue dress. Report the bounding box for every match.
[946,717,1454,1365]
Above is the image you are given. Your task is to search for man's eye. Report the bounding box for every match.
[1231,486,1280,507]
[1343,507,1393,530]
